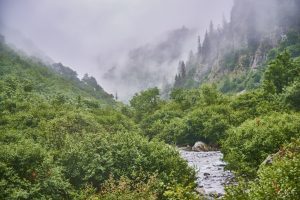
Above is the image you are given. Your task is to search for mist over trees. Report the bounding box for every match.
[102,27,196,101]
[1,0,300,199]
[172,0,300,93]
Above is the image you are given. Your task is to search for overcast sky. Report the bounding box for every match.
[0,0,233,98]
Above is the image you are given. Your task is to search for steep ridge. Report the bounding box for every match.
[0,36,115,105]
[173,0,300,93]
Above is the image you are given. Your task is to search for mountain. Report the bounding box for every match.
[0,36,115,105]
[174,0,300,93]
[102,26,196,101]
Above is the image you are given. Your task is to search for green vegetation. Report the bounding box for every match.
[129,46,300,198]
[1,23,300,200]
[224,139,300,200]
[222,113,300,178]
[0,41,198,199]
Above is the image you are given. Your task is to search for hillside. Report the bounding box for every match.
[173,0,300,93]
[0,37,115,106]
[1,1,300,199]
[0,35,199,199]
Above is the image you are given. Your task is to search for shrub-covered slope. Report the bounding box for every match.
[0,39,115,106]
[0,39,198,200]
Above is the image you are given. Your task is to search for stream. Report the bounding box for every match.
[180,150,233,198]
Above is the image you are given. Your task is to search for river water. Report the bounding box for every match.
[180,150,233,198]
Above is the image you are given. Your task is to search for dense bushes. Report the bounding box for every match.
[129,50,300,199]
[220,51,300,197]
[222,112,300,177]
[0,132,72,199]
[283,79,300,110]
[58,132,196,195]
[1,29,300,199]
[134,84,231,145]
[0,130,197,199]
[224,139,300,200]
[0,42,198,199]
[264,51,300,93]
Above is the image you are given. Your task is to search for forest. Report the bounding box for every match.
[1,0,300,199]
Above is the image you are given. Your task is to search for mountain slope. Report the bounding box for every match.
[0,35,198,199]
[174,0,300,93]
[102,27,195,101]
[0,37,115,105]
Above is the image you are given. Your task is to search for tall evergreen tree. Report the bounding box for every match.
[202,31,210,62]
[209,20,214,35]
[179,61,186,79]
[197,36,202,56]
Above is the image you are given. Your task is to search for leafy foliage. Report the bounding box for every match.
[224,139,300,200]
[0,40,197,199]
[130,87,162,121]
[1,22,300,199]
[222,113,300,178]
[264,51,300,93]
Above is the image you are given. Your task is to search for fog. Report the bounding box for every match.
[0,0,233,101]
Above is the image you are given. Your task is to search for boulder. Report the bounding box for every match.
[204,172,211,176]
[192,141,209,152]
[196,188,206,196]
[261,152,279,166]
[261,154,274,165]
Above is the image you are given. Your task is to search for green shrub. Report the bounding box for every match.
[58,132,197,199]
[222,112,300,178]
[224,139,300,200]
[0,133,72,200]
[283,79,300,110]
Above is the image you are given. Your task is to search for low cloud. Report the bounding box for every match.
[0,0,233,101]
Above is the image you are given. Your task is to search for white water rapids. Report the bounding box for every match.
[180,150,233,198]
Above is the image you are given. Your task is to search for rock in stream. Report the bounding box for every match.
[180,150,233,198]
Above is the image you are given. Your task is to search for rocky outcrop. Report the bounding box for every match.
[192,141,210,152]
[175,0,300,90]
[261,154,275,166]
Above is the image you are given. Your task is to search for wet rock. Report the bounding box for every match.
[208,192,223,198]
[196,188,206,196]
[261,154,274,165]
[192,141,210,152]
[204,172,210,176]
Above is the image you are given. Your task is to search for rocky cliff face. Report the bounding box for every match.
[177,0,300,90]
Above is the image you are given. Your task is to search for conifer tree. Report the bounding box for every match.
[202,31,210,62]
[209,20,214,35]
[179,61,186,79]
[197,36,202,56]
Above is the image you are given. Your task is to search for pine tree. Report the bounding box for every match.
[197,36,202,56]
[209,20,214,35]
[202,31,210,62]
[179,61,186,79]
[188,50,196,66]
[174,61,186,88]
